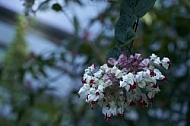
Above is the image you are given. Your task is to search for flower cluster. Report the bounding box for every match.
[78,53,170,119]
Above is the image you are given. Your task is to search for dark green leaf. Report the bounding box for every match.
[51,3,62,11]
[106,46,123,60]
[115,14,137,44]
[115,0,156,45]
[135,0,156,18]
[120,0,136,14]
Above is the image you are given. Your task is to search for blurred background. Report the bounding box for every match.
[0,0,190,125]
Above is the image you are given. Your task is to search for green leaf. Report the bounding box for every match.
[106,46,124,60]
[115,15,137,45]
[120,0,136,14]
[51,3,62,11]
[120,0,156,18]
[125,27,136,42]
[135,0,156,18]
[115,0,156,45]
[115,0,137,45]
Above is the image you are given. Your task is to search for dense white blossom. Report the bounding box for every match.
[78,53,170,119]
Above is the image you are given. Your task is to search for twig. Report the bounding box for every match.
[128,19,139,54]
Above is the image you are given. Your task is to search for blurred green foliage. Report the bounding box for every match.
[0,0,190,126]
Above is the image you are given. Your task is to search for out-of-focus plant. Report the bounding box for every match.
[0,15,28,125]
[1,15,28,86]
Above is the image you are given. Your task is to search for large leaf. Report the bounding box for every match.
[115,14,137,45]
[115,0,137,45]
[115,0,156,45]
[135,0,156,18]
[120,0,156,18]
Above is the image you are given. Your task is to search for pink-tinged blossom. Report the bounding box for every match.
[118,53,128,67]
[108,58,118,66]
[78,53,170,119]
[129,53,142,62]
[139,58,149,69]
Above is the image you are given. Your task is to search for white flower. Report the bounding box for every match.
[102,106,109,114]
[78,84,90,95]
[94,69,103,78]
[86,77,94,84]
[150,54,158,60]
[111,66,118,73]
[87,93,98,102]
[84,64,95,74]
[102,106,112,119]
[89,64,96,71]
[109,101,117,116]
[150,54,161,65]
[105,67,111,74]
[120,73,135,91]
[144,71,154,83]
[138,81,146,88]
[83,73,90,80]
[115,69,123,78]
[153,69,165,80]
[147,86,161,98]
[100,64,109,70]
[136,71,146,88]
[123,73,135,85]
[101,102,117,118]
[154,57,161,65]
[117,107,124,114]
[86,88,97,101]
[83,74,93,84]
[97,83,104,92]
[161,57,170,69]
